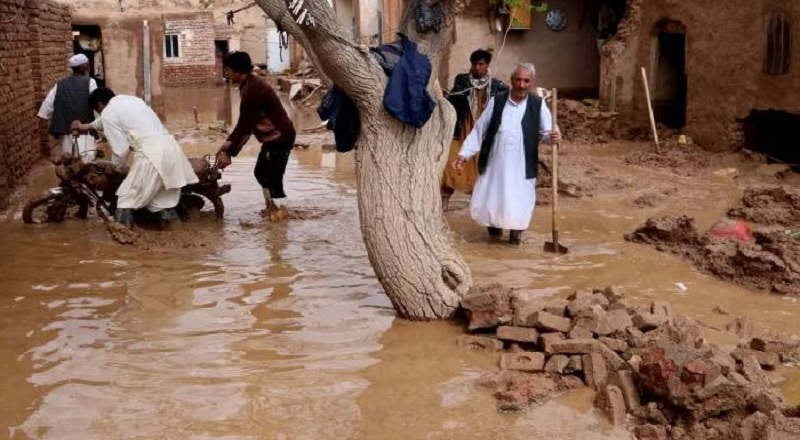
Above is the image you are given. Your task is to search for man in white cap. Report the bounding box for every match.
[37,53,98,161]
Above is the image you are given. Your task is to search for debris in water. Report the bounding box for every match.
[458,286,800,438]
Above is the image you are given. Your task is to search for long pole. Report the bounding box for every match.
[641,67,660,153]
[551,88,560,251]
[143,20,151,107]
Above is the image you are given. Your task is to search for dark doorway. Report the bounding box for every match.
[214,40,230,84]
[741,110,800,169]
[654,31,687,129]
[72,25,105,87]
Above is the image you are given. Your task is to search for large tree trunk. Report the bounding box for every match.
[255,0,472,320]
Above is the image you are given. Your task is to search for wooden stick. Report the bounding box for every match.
[640,67,661,153]
[551,88,560,250]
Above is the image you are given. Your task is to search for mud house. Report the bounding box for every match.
[55,0,275,115]
[601,0,800,160]
[61,0,385,111]
[445,0,622,100]
[447,0,799,160]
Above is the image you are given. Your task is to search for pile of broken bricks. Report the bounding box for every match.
[458,284,800,440]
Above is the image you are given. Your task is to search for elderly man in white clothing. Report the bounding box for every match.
[453,63,560,245]
[71,87,198,228]
[37,53,98,162]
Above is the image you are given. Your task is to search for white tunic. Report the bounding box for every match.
[90,96,199,211]
[37,78,98,161]
[459,96,553,230]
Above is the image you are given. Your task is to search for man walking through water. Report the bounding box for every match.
[215,51,296,221]
[38,53,98,161]
[71,88,198,228]
[453,63,560,245]
[441,49,507,211]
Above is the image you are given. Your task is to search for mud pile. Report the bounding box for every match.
[459,285,800,439]
[535,155,632,205]
[625,215,800,295]
[624,147,711,176]
[728,186,800,227]
[557,99,617,144]
[633,187,678,208]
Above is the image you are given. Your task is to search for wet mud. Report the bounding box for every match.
[626,215,800,295]
[728,185,800,227]
[624,146,712,176]
[2,86,800,439]
[558,99,617,144]
[535,148,632,206]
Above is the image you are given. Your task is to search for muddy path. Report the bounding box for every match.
[1,88,799,438]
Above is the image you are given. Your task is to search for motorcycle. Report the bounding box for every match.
[23,137,231,226]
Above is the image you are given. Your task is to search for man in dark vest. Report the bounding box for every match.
[441,49,507,211]
[453,63,560,245]
[37,53,98,161]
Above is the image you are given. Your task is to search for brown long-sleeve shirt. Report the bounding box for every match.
[226,74,296,156]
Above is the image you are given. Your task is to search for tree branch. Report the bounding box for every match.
[400,0,465,78]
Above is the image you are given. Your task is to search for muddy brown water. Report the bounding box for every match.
[1,88,799,439]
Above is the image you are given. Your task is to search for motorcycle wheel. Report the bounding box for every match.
[191,188,225,219]
[22,194,69,224]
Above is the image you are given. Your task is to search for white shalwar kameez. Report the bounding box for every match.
[89,95,198,212]
[459,96,553,231]
[37,78,98,161]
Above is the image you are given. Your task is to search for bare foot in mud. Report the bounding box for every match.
[105,220,138,244]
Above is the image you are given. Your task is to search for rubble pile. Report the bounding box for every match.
[459,285,800,439]
[727,186,800,227]
[625,215,800,295]
[557,99,617,144]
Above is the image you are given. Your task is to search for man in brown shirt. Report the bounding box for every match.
[216,51,296,219]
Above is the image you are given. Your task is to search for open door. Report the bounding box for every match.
[72,25,105,87]
[653,25,687,129]
[214,40,229,85]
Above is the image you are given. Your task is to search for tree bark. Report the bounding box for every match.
[255,0,472,320]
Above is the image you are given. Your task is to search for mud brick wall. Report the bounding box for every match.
[162,64,217,87]
[162,12,216,87]
[0,0,71,207]
[601,0,800,151]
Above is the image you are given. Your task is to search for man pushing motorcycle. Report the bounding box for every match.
[71,87,198,228]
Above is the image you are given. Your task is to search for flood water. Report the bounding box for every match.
[0,86,798,439]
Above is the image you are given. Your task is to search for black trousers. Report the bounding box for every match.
[254,135,294,198]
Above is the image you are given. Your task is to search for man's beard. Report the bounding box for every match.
[511,90,528,100]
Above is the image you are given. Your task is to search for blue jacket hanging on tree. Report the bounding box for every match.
[383,34,436,129]
[317,34,436,152]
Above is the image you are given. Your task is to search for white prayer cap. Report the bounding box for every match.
[68,54,89,67]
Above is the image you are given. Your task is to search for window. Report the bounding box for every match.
[165,34,180,59]
[765,11,792,75]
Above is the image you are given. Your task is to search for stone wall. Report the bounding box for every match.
[161,12,217,87]
[0,0,71,207]
[602,0,800,151]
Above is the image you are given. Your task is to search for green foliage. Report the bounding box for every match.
[198,0,214,9]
